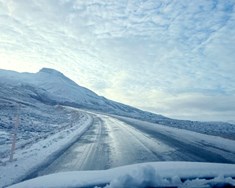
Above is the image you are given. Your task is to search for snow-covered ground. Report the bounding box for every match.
[114,115,235,162]
[1,109,235,187]
[1,68,234,140]
[1,68,235,187]
[8,162,235,188]
[0,84,73,159]
[0,68,167,122]
[152,118,235,140]
[0,108,93,187]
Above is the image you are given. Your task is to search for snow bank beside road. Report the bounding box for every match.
[116,116,235,162]
[0,110,93,188]
[9,162,235,188]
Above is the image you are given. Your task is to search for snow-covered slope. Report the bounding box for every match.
[9,162,235,188]
[0,68,234,139]
[1,68,235,187]
[0,68,104,104]
[0,68,167,121]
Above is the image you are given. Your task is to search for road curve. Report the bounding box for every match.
[37,112,235,177]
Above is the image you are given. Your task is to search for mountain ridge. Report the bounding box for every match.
[0,68,234,139]
[0,68,167,121]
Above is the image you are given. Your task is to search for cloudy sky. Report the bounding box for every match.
[0,0,235,122]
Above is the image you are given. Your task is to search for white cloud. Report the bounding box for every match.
[0,0,235,121]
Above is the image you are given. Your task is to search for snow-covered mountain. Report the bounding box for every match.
[1,68,235,188]
[0,68,166,121]
[0,68,234,139]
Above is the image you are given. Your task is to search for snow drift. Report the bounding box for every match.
[9,162,235,188]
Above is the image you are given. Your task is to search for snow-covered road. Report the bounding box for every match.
[115,116,235,163]
[35,112,235,178]
[2,108,235,187]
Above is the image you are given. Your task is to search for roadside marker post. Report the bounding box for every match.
[9,103,20,162]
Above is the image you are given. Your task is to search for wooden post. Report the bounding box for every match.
[9,103,20,162]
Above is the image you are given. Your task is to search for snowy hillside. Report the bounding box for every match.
[0,68,166,121]
[1,68,235,187]
[0,68,235,139]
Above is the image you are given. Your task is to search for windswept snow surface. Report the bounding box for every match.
[0,109,93,188]
[1,109,235,187]
[1,68,235,187]
[34,111,235,180]
[9,162,235,188]
[1,68,234,139]
[114,115,235,163]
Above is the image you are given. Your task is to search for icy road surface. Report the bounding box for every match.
[37,112,235,177]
